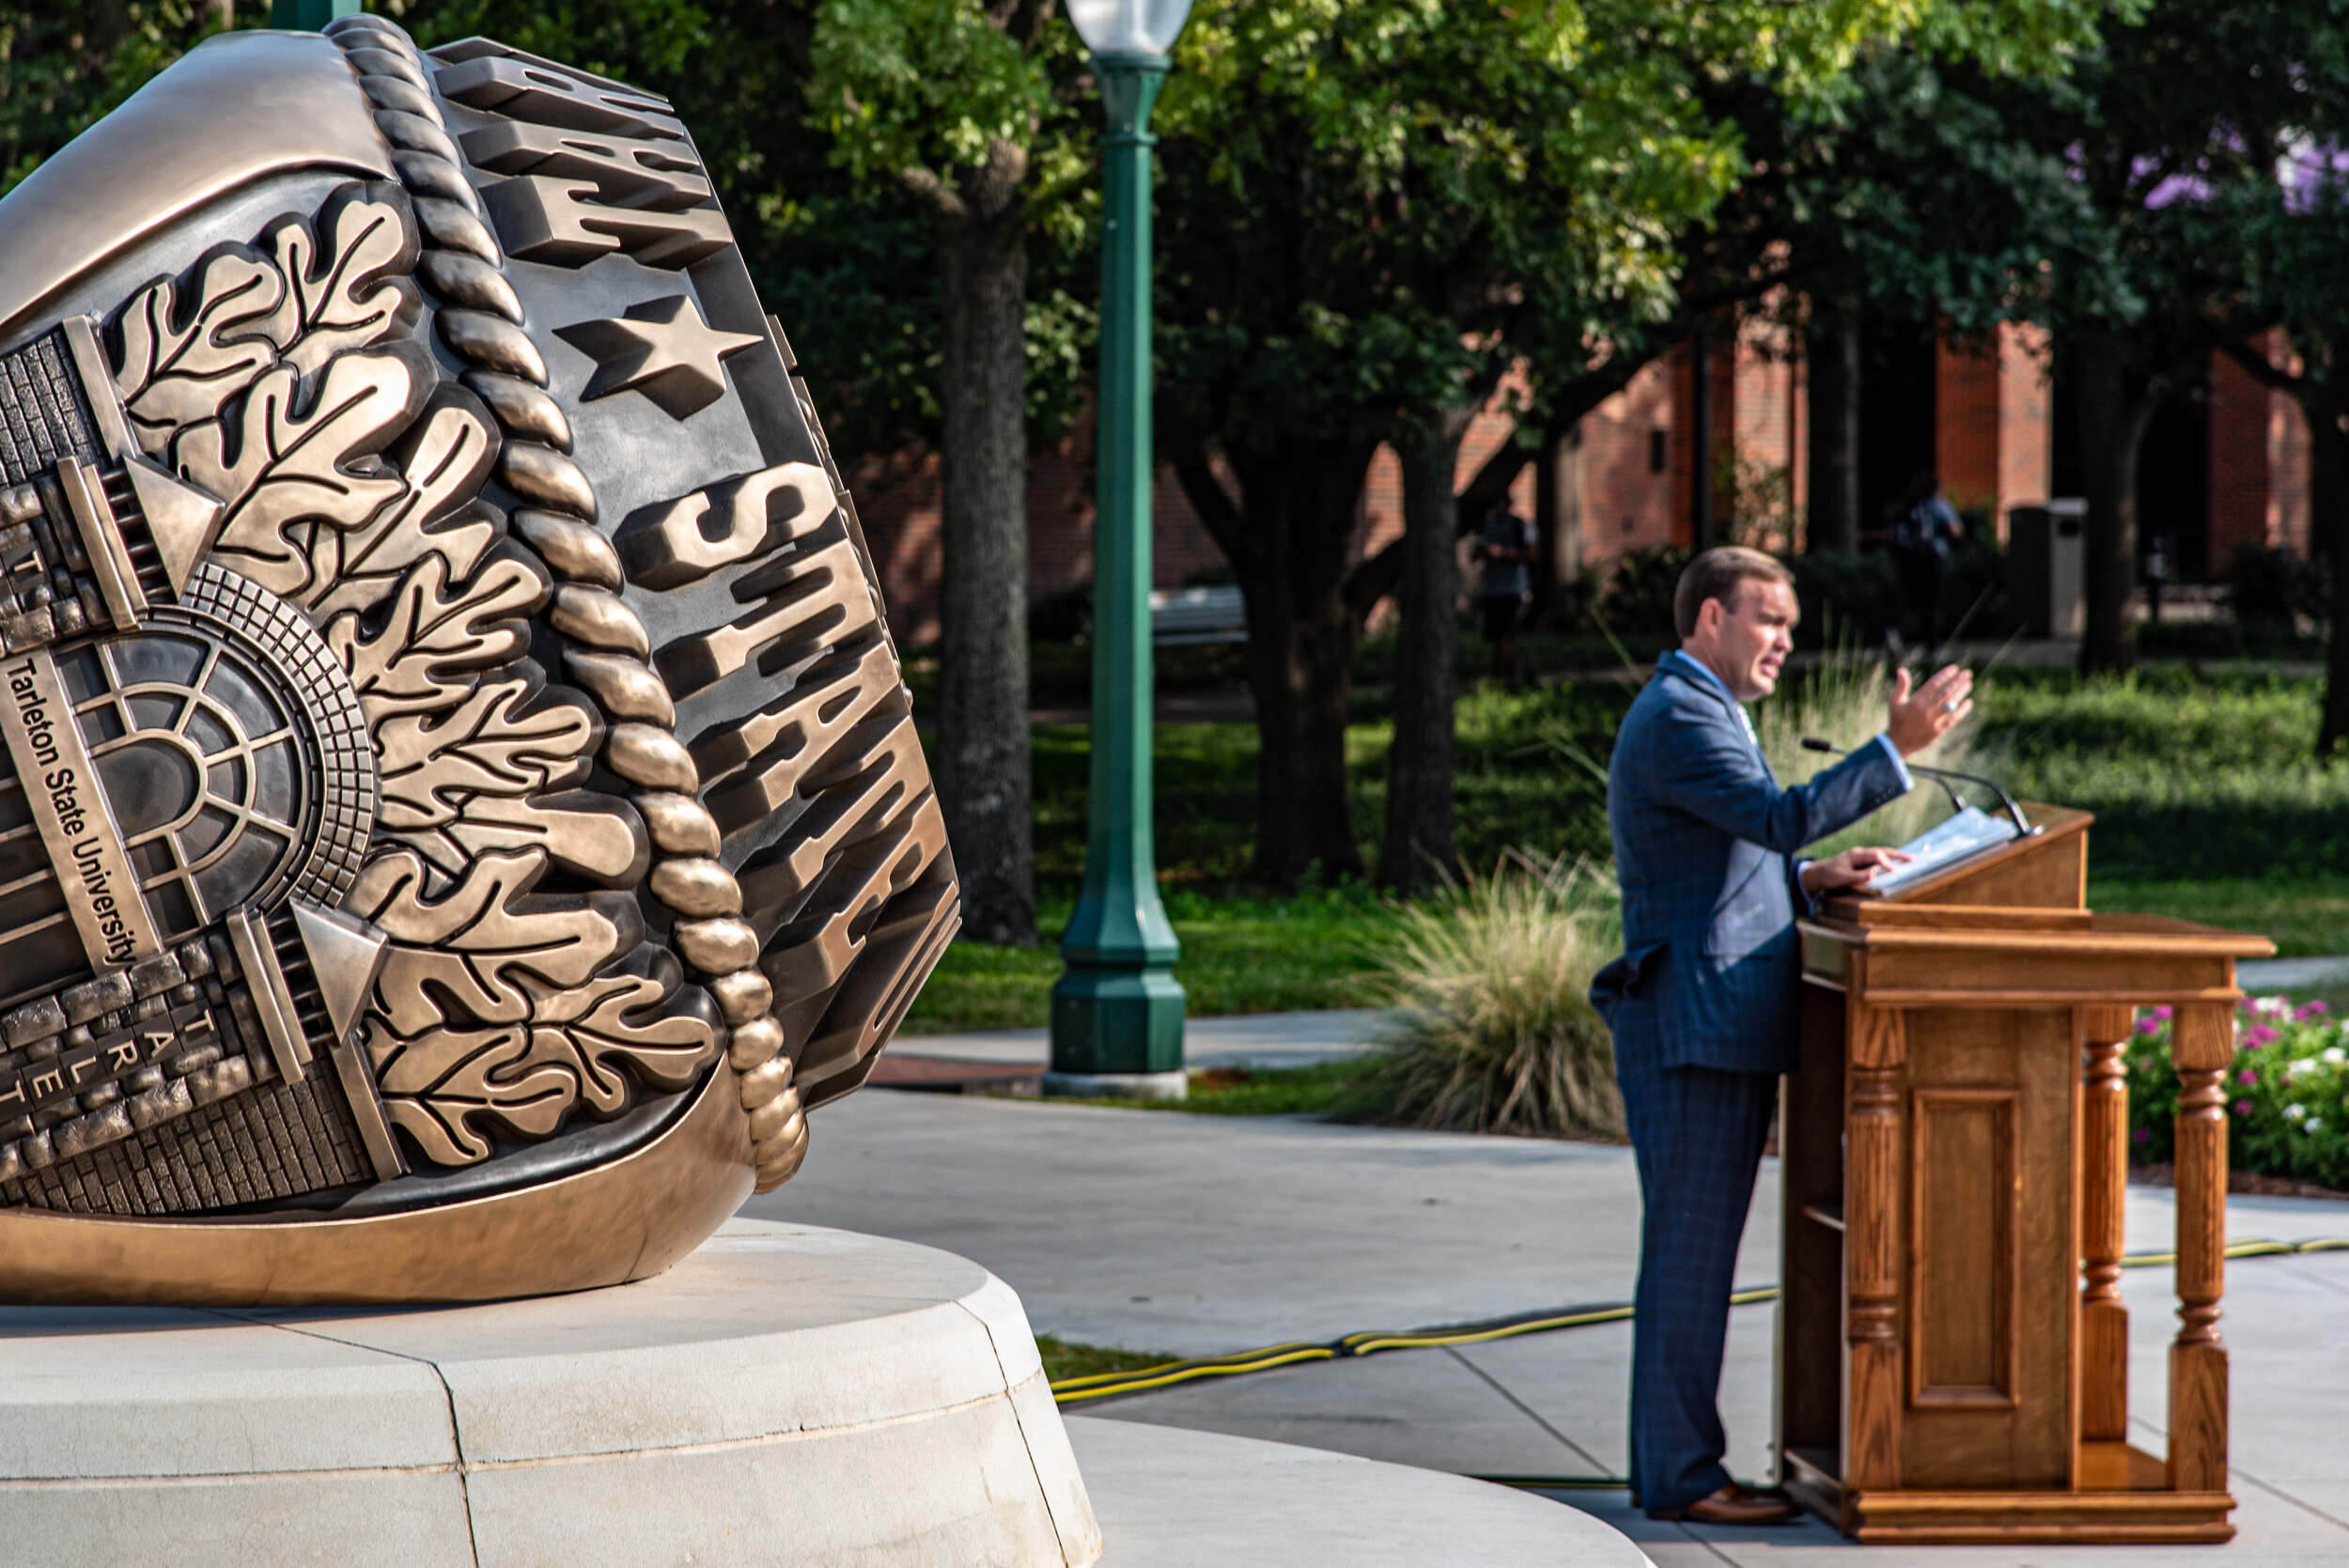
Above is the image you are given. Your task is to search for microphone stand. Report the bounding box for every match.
[1800,737,2038,838]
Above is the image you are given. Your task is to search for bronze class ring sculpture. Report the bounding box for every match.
[0,18,957,1304]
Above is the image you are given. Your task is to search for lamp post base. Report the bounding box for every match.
[1050,964,1185,1076]
[1041,1068,1189,1102]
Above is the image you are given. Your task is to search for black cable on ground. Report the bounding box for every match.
[1050,1235,2349,1405]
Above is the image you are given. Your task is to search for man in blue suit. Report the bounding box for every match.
[1594,547,1972,1524]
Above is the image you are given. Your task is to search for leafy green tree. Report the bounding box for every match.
[2,1,230,194]
[1792,0,2342,676]
[1767,43,2127,553]
[2005,3,2256,675]
[806,0,1096,942]
[1153,0,1742,885]
[2194,16,2349,748]
[1449,20,2133,557]
[1153,0,2107,886]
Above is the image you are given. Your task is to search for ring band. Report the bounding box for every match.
[1940,699,1960,714]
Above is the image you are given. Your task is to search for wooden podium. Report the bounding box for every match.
[1780,804,2273,1544]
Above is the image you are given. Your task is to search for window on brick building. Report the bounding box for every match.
[1648,429,1667,474]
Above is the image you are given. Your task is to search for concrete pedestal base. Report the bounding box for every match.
[0,1220,1099,1568]
[0,1219,1648,1566]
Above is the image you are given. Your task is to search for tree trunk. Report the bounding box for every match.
[1807,304,1861,553]
[929,158,1036,943]
[1167,425,1374,885]
[1533,424,1581,623]
[2305,346,2349,757]
[1247,444,1372,885]
[1245,578,1366,885]
[1690,321,1716,551]
[1378,411,1473,889]
[2076,329,2161,675]
[2320,442,2349,757]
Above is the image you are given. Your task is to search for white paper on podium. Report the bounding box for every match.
[1865,805,2021,896]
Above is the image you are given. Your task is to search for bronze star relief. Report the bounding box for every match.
[554,294,763,420]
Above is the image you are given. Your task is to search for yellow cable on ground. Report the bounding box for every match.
[2120,1234,2349,1269]
[1050,1236,2349,1405]
[1050,1343,1338,1400]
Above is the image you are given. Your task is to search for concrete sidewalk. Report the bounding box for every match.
[893,1008,1391,1070]
[751,1088,2349,1567]
[2240,956,2349,991]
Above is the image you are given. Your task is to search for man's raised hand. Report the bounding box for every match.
[1885,663,1973,756]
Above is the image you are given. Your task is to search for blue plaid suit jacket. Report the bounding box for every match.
[1593,652,1909,1075]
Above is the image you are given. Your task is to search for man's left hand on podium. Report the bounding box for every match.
[1800,845,1913,894]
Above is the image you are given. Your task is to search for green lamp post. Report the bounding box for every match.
[271,0,360,27]
[1047,0,1193,1098]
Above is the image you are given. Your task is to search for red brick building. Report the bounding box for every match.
[848,320,2310,644]
[2206,331,2311,565]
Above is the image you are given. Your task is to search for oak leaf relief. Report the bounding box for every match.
[111,183,421,452]
[351,848,718,1166]
[348,848,641,1032]
[374,677,599,831]
[329,550,549,720]
[175,344,429,601]
[304,388,503,622]
[93,177,728,1176]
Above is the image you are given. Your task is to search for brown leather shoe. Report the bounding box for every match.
[1645,1482,1800,1525]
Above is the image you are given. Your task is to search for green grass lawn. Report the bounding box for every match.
[1975,668,2349,952]
[1980,668,2349,881]
[1034,1335,1180,1383]
[1044,1059,1375,1115]
[2092,877,2349,956]
[900,888,1400,1032]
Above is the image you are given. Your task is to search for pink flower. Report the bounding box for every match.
[2240,1068,2260,1085]
[2156,1005,2175,1018]
[2133,1127,2154,1143]
[2235,1099,2255,1115]
[2139,1017,2164,1035]
[2247,1024,2279,1048]
[2308,1001,2332,1015]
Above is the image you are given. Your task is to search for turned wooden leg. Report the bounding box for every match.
[2169,1001,2233,1495]
[2080,1006,2134,1444]
[1846,1001,1905,1493]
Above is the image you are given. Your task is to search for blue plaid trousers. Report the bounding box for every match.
[1614,1044,1778,1511]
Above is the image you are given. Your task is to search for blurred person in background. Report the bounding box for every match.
[1476,502,1538,686]
[1887,471,1963,654]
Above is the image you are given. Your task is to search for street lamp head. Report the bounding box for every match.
[1067,0,1191,57]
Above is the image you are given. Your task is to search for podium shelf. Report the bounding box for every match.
[1799,911,2272,1006]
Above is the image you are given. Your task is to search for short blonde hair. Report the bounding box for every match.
[1673,547,1793,639]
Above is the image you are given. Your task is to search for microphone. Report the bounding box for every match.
[1800,737,2038,838]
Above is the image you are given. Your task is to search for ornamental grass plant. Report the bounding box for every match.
[1346,852,1624,1140]
[2129,997,2349,1190]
